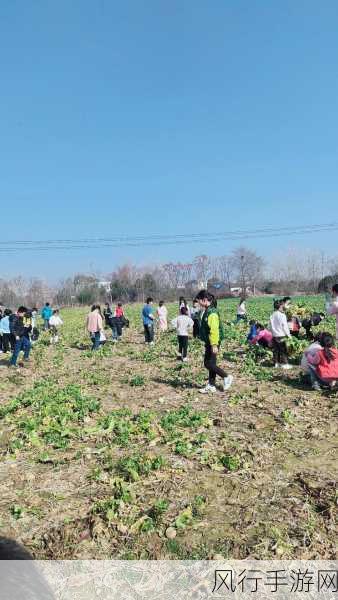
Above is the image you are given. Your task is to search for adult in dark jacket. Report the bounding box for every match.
[10,307,32,367]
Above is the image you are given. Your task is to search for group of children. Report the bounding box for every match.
[141,293,233,394]
[141,297,200,340]
[245,288,338,390]
[140,286,338,393]
[36,303,63,344]
[3,284,338,393]
[86,302,129,350]
[0,303,63,367]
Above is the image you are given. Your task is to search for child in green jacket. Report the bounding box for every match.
[196,290,233,394]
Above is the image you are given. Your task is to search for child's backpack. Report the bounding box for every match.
[121,317,130,328]
[31,327,40,341]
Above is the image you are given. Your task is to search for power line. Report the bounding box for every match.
[0,222,337,244]
[0,222,337,253]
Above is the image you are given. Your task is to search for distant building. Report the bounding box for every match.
[98,281,111,292]
[230,285,253,296]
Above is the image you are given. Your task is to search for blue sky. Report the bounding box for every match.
[1,1,338,280]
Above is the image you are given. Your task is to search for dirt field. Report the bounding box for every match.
[0,298,337,559]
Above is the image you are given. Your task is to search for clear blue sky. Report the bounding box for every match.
[1,1,338,280]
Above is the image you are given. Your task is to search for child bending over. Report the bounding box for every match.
[250,323,273,348]
[307,332,338,391]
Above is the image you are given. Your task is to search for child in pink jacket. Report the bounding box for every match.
[250,323,273,348]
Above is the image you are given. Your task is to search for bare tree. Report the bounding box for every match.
[216,255,234,293]
[26,278,45,307]
[178,263,193,287]
[10,276,29,303]
[329,256,338,277]
[0,280,18,308]
[231,247,264,296]
[193,255,211,288]
[55,278,76,306]
[163,263,180,289]
[113,263,139,285]
[151,265,168,291]
[304,252,326,292]
[268,248,330,294]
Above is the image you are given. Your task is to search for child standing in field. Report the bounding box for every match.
[307,332,338,390]
[86,305,104,350]
[179,297,191,317]
[31,308,38,329]
[49,309,63,344]
[156,301,168,332]
[114,302,124,340]
[196,290,233,394]
[269,300,292,369]
[0,309,14,353]
[283,297,301,338]
[41,302,53,330]
[171,307,194,361]
[142,297,155,345]
[326,284,338,340]
[190,299,201,338]
[9,306,32,367]
[104,303,118,341]
[114,302,124,318]
[236,298,247,323]
[103,303,112,327]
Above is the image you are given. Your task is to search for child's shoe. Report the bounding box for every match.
[199,384,217,394]
[223,375,233,391]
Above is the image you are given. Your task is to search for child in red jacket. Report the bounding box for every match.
[307,332,338,390]
[114,302,124,318]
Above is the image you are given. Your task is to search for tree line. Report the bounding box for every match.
[1,246,337,308]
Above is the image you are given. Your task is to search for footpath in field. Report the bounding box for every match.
[0,300,337,559]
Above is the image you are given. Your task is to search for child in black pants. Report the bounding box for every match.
[190,299,200,338]
[195,290,233,393]
[171,307,194,362]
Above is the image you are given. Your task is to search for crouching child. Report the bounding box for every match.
[307,332,338,391]
[250,323,273,348]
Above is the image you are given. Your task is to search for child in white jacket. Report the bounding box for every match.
[49,310,63,344]
[171,307,194,361]
[269,299,292,369]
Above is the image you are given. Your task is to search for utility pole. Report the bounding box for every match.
[240,255,246,297]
